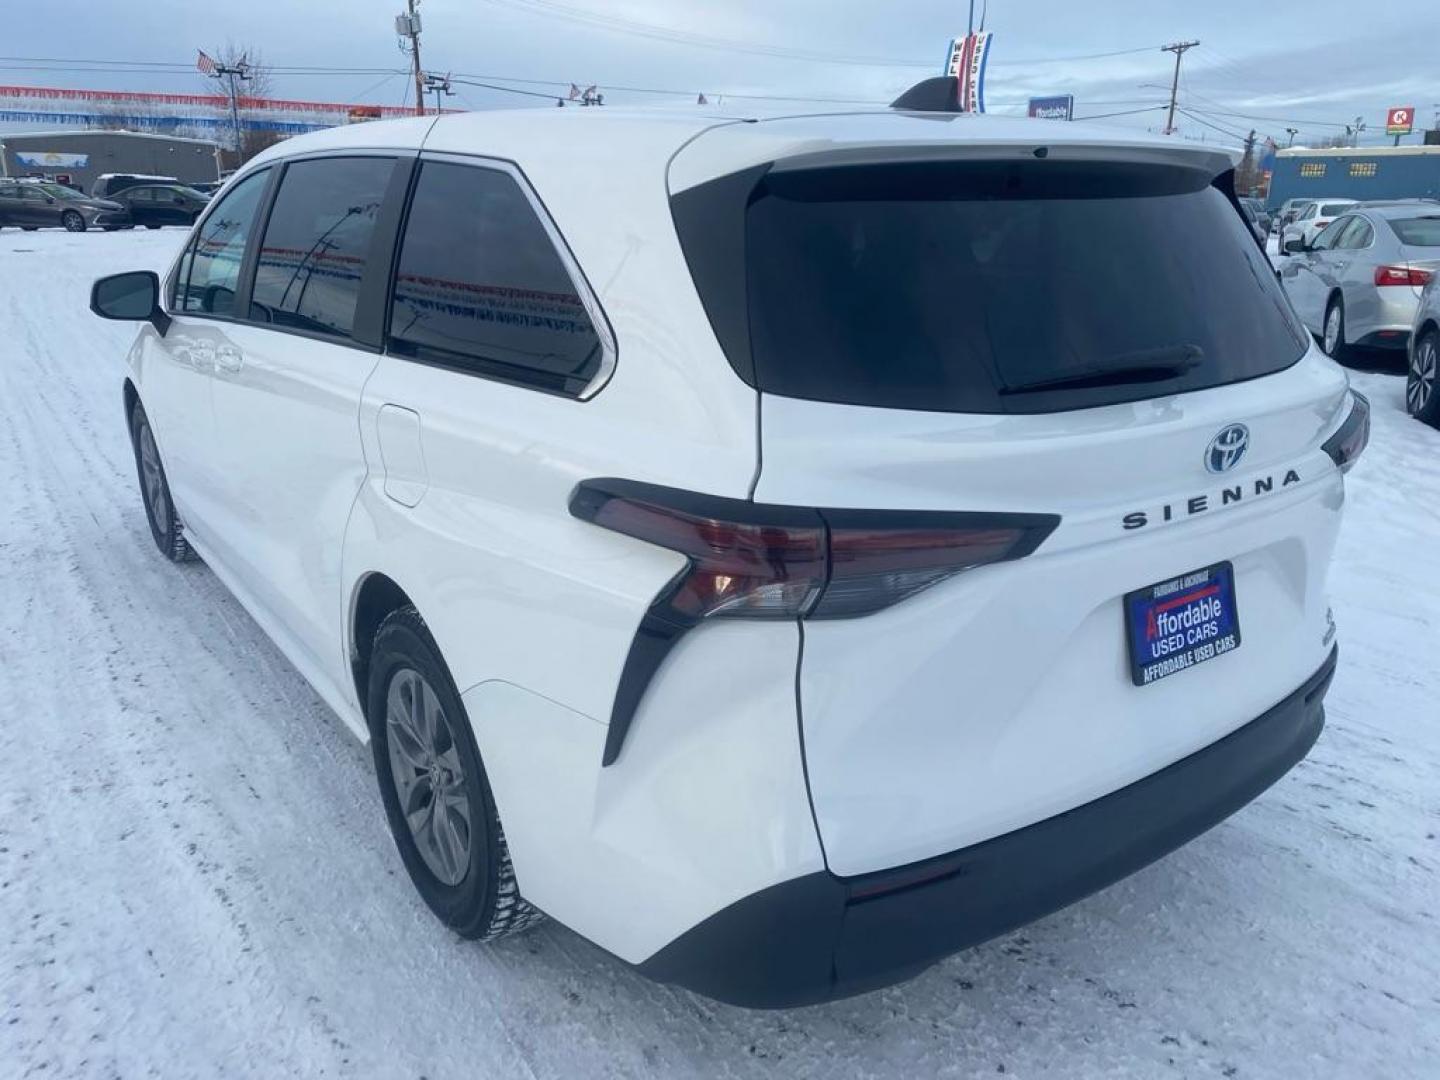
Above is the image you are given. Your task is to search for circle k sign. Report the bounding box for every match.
[1386,106,1415,135]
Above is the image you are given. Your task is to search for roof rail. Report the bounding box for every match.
[890,76,961,113]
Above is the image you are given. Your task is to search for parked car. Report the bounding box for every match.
[110,183,211,229]
[189,180,224,195]
[1241,196,1272,238]
[1408,273,1440,428]
[1279,205,1440,361]
[88,100,1362,1008]
[1276,197,1315,230]
[89,172,181,199]
[1282,198,1359,250]
[0,180,127,232]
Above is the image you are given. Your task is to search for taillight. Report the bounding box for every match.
[1321,391,1370,473]
[1374,264,1434,287]
[570,478,1059,764]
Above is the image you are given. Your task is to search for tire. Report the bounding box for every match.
[1408,330,1440,428]
[145,224,162,230]
[367,607,542,940]
[1322,296,1352,363]
[61,209,86,233]
[20,226,37,231]
[129,404,193,562]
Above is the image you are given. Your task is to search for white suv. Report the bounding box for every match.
[90,87,1367,1008]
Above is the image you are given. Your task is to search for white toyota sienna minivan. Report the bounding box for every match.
[90,78,1368,1008]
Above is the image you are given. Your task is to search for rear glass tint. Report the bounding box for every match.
[1389,216,1440,246]
[674,159,1307,414]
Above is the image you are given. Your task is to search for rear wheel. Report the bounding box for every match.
[1322,297,1351,363]
[145,224,162,230]
[1408,331,1440,428]
[368,607,542,940]
[129,404,193,562]
[61,209,86,232]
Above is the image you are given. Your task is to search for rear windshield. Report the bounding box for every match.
[1320,203,1353,216]
[1389,215,1440,246]
[674,159,1307,414]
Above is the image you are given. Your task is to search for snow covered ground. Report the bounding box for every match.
[1,228,1437,1079]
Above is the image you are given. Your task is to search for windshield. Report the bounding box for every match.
[674,159,1307,415]
[1388,216,1440,246]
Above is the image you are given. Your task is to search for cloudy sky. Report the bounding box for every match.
[9,0,1440,147]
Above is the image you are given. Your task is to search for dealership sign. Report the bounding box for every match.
[15,151,89,168]
[1028,95,1074,120]
[1386,106,1415,136]
[944,32,992,113]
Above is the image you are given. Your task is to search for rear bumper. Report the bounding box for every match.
[638,646,1337,1009]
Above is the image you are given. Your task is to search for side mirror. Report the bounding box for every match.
[1283,237,1307,255]
[90,270,170,335]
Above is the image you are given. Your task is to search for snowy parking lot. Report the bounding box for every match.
[1,228,1438,1079]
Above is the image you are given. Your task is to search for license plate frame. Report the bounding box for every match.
[1123,561,1242,687]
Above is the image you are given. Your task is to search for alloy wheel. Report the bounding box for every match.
[1410,338,1437,415]
[385,667,472,886]
[62,210,85,232]
[137,422,170,535]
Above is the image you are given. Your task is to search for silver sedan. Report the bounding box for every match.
[1278,203,1440,363]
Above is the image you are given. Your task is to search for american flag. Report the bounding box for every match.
[196,50,217,76]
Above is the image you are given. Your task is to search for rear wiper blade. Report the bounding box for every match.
[1000,345,1204,395]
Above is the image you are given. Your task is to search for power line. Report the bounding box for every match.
[1075,105,1168,122]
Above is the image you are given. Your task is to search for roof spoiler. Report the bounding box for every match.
[890,76,961,113]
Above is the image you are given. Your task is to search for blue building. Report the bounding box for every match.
[1268,145,1440,210]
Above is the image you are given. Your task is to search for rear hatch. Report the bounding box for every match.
[671,119,1352,877]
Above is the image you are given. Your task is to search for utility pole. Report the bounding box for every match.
[1285,127,1299,147]
[422,72,453,116]
[1161,40,1199,135]
[396,1,425,115]
[206,58,250,163]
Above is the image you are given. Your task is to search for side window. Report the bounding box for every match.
[1313,217,1349,251]
[1348,219,1375,248]
[248,156,394,340]
[388,161,604,396]
[129,187,154,203]
[178,168,270,316]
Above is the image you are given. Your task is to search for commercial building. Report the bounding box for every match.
[1268,145,1440,207]
[0,129,222,191]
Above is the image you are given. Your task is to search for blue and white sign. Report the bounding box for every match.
[1027,95,1074,121]
[15,151,90,168]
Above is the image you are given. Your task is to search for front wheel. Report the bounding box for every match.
[129,405,193,562]
[1408,331,1440,428]
[61,209,86,232]
[368,607,542,940]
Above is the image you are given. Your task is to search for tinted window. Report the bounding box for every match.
[676,160,1308,415]
[127,187,155,202]
[1389,216,1440,246]
[178,168,269,316]
[388,162,602,396]
[248,157,394,339]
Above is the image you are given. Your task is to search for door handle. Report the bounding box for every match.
[213,345,244,375]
